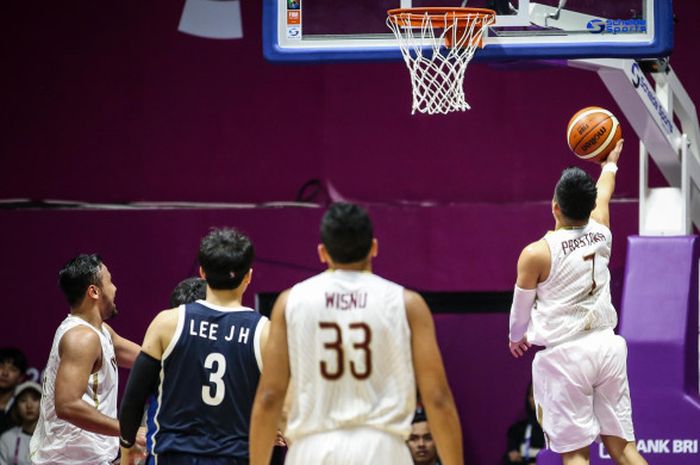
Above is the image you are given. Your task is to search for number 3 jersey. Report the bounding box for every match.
[527,219,618,347]
[284,270,416,443]
[150,301,267,459]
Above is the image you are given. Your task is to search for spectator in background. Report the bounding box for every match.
[504,383,544,465]
[407,408,440,465]
[0,381,41,465]
[0,349,27,435]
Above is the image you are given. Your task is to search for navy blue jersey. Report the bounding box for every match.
[151,301,266,460]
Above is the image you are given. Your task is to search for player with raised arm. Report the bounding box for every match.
[250,202,463,465]
[118,228,269,465]
[508,140,648,465]
[30,254,141,465]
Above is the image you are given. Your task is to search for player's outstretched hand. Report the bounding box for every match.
[602,139,624,165]
[509,337,531,358]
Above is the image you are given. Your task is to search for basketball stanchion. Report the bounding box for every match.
[386,7,496,115]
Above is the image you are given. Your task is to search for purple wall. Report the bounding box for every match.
[2,1,699,465]
[3,1,699,204]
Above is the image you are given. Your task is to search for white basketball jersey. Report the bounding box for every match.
[527,219,618,347]
[284,270,416,443]
[30,315,119,465]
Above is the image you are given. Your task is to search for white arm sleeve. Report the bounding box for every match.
[509,285,537,342]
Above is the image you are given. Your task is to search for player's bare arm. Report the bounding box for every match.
[509,240,550,358]
[590,139,623,228]
[405,289,463,465]
[54,326,121,436]
[119,309,179,463]
[250,290,291,465]
[103,323,141,368]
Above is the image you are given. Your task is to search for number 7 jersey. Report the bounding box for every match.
[527,219,618,347]
[284,270,416,443]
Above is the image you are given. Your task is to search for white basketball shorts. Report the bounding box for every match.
[285,426,412,465]
[532,328,635,453]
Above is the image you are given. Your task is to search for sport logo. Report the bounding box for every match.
[587,18,647,34]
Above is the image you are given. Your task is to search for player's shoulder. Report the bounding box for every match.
[588,218,612,236]
[61,323,100,344]
[519,238,549,261]
[59,324,102,358]
[146,308,181,335]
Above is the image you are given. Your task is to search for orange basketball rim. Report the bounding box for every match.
[387,7,496,48]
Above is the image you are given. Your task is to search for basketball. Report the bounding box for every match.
[566,106,622,163]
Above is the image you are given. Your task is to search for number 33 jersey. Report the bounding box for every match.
[150,301,267,459]
[284,270,416,443]
[528,219,618,347]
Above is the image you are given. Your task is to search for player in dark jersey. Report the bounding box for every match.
[119,228,269,465]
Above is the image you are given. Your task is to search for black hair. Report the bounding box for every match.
[555,167,597,221]
[412,407,427,424]
[198,228,254,290]
[0,348,27,374]
[58,254,103,307]
[169,277,207,307]
[320,202,374,264]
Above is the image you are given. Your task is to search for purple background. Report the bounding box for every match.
[1,1,698,464]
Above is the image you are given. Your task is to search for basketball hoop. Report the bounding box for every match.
[386,7,496,115]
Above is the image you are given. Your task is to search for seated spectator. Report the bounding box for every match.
[407,408,440,465]
[0,349,27,435]
[0,381,41,465]
[504,382,545,465]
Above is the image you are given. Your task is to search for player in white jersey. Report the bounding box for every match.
[250,202,463,465]
[508,140,647,465]
[30,254,141,465]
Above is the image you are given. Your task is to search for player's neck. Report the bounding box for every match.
[206,288,245,307]
[555,217,588,230]
[328,261,372,272]
[70,305,104,329]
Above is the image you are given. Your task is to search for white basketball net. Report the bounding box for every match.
[387,11,495,115]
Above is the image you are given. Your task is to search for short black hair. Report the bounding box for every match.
[169,277,207,307]
[320,202,374,264]
[198,228,254,290]
[58,254,104,307]
[412,407,427,424]
[0,348,28,374]
[555,167,597,221]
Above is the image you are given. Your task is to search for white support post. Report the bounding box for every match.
[570,58,700,235]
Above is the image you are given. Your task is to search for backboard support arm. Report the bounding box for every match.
[569,58,700,236]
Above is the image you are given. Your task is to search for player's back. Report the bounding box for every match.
[284,270,415,442]
[151,301,266,460]
[528,219,618,347]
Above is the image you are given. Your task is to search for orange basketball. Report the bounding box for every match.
[566,106,622,163]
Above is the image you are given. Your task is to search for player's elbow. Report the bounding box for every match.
[255,386,285,411]
[422,386,455,413]
[55,400,77,421]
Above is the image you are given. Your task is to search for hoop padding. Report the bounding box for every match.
[387,8,496,115]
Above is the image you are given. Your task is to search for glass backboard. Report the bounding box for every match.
[263,0,673,62]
